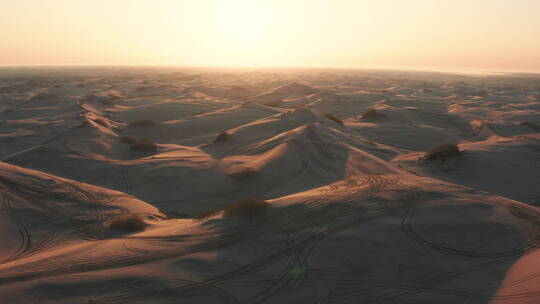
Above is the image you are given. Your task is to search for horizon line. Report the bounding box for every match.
[0,63,539,77]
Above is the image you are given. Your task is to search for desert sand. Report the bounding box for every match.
[0,66,539,303]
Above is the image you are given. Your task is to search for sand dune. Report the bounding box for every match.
[1,67,540,303]
[253,82,319,105]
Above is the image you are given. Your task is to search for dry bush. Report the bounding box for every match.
[323,113,343,125]
[520,121,540,131]
[423,144,463,162]
[93,118,108,127]
[193,198,268,221]
[477,89,489,97]
[78,120,90,128]
[109,214,147,232]
[223,198,268,218]
[194,209,222,221]
[265,100,284,107]
[128,120,158,127]
[361,109,384,120]
[228,167,260,179]
[130,138,158,151]
[120,136,138,144]
[213,131,230,143]
[194,198,268,221]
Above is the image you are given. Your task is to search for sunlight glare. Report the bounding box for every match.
[180,0,304,66]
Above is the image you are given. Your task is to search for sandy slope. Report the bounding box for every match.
[0,67,539,303]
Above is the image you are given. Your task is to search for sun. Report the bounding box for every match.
[214,0,275,46]
[179,0,303,66]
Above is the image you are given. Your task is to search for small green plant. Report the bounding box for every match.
[130,138,158,151]
[109,214,147,232]
[128,120,158,127]
[323,113,343,125]
[213,131,230,143]
[423,144,463,162]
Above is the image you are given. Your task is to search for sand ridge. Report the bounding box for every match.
[0,67,539,303]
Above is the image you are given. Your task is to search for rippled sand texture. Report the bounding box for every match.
[0,67,539,303]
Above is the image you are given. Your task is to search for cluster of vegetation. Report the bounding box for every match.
[119,136,138,144]
[130,138,158,151]
[128,120,159,127]
[119,136,158,151]
[223,198,268,218]
[423,143,463,162]
[93,118,108,127]
[213,131,230,143]
[109,214,147,232]
[195,198,269,221]
[193,209,222,221]
[228,167,260,179]
[323,113,343,125]
[360,108,385,120]
[78,120,91,128]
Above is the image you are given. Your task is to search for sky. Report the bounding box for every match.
[2,0,540,72]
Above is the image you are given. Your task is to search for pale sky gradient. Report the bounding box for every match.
[2,0,540,72]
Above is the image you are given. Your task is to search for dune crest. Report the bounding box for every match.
[1,67,540,303]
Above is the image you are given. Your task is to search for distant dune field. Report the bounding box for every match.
[0,67,539,303]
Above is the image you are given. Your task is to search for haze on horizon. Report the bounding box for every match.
[2,0,540,73]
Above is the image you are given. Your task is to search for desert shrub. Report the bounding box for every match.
[477,90,489,97]
[120,136,138,144]
[130,138,158,151]
[93,118,108,127]
[213,131,230,143]
[423,144,463,162]
[223,198,268,218]
[128,120,158,127]
[228,167,260,179]
[361,109,384,120]
[323,113,343,125]
[109,214,147,232]
[78,120,90,128]
[194,198,269,221]
[266,100,284,107]
[520,121,540,131]
[194,209,222,221]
